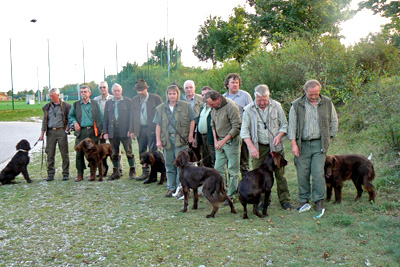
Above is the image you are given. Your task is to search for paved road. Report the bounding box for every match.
[0,122,42,167]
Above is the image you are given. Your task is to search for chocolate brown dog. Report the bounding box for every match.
[325,154,376,203]
[238,151,287,219]
[139,150,166,184]
[74,138,112,181]
[174,150,236,218]
[0,139,32,184]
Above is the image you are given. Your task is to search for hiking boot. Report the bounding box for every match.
[164,190,174,198]
[129,167,136,180]
[314,200,325,212]
[109,168,121,180]
[46,176,54,181]
[75,174,83,182]
[62,175,69,181]
[281,202,292,211]
[136,167,150,181]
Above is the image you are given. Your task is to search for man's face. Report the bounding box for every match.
[137,88,148,97]
[206,97,221,109]
[112,87,123,100]
[227,78,240,94]
[201,89,210,101]
[49,91,60,103]
[184,82,195,99]
[305,85,320,104]
[255,95,269,110]
[167,90,178,103]
[80,88,91,100]
[99,83,108,95]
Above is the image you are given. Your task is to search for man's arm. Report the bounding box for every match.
[156,124,162,149]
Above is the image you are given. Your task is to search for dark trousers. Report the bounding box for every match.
[137,126,157,154]
[46,128,69,177]
[109,136,135,168]
[75,127,99,175]
[240,140,250,177]
[200,133,215,168]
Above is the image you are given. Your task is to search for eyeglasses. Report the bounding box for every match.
[99,86,107,89]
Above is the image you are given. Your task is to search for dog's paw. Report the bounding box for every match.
[180,208,187,213]
[206,214,215,218]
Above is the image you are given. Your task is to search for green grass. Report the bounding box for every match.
[0,101,75,121]
[1,135,399,266]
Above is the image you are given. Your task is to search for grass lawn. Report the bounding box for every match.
[0,131,399,266]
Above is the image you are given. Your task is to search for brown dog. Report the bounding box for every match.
[238,151,287,219]
[324,154,376,203]
[174,150,236,218]
[139,150,166,184]
[74,138,112,181]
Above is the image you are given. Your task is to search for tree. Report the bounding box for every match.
[359,0,400,47]
[192,6,260,66]
[150,38,181,68]
[247,0,353,45]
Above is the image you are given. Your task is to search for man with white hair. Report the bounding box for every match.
[240,84,292,210]
[39,88,71,181]
[184,80,203,116]
[103,83,136,180]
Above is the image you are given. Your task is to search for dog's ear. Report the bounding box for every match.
[264,153,275,172]
[273,152,288,168]
[174,151,189,167]
[74,142,83,152]
[149,153,156,165]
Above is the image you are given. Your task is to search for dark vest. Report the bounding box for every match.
[42,101,71,134]
[73,100,102,134]
[292,94,332,153]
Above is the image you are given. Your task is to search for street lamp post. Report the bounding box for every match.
[9,38,15,110]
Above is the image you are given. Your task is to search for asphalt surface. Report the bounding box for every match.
[0,122,42,167]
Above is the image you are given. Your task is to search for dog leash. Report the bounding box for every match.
[41,139,45,170]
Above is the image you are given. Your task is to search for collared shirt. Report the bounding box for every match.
[198,103,211,135]
[42,102,64,130]
[288,97,338,140]
[112,96,124,120]
[68,99,101,127]
[140,93,149,126]
[93,94,114,115]
[223,89,253,119]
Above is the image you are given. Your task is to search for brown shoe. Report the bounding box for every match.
[75,174,83,182]
[164,190,174,198]
[314,200,324,211]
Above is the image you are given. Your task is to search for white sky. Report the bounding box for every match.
[0,0,390,93]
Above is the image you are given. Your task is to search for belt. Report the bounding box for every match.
[49,127,64,131]
[82,126,93,129]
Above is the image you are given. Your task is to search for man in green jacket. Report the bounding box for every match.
[288,79,338,212]
[153,85,196,197]
[205,90,241,202]
[68,85,102,182]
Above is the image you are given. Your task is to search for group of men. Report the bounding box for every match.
[39,73,338,212]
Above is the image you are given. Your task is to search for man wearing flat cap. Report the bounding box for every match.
[130,79,163,181]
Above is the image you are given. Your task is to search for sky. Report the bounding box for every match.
[0,0,390,93]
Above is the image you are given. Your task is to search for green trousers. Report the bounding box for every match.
[294,139,326,203]
[252,144,291,203]
[214,136,241,198]
[46,129,69,177]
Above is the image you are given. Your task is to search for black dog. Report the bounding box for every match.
[0,139,32,184]
[139,150,166,184]
[238,151,287,219]
[174,150,236,218]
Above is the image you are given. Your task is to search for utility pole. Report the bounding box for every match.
[9,38,15,110]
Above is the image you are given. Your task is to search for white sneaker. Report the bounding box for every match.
[299,203,312,213]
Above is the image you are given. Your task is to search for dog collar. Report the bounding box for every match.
[18,149,29,153]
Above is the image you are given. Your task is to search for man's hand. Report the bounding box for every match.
[192,138,197,148]
[130,132,136,140]
[291,141,300,157]
[74,122,81,132]
[249,146,259,159]
[215,139,227,151]
[103,134,109,140]
[156,140,162,150]
[39,132,44,141]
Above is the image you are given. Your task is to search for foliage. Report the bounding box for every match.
[192,6,260,66]
[341,76,400,150]
[247,0,354,45]
[359,0,400,47]
[149,38,181,68]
